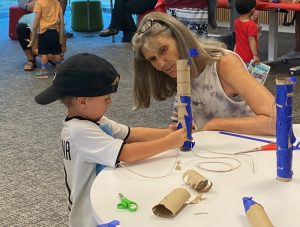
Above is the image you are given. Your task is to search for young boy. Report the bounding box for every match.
[234,0,260,64]
[34,53,186,227]
[32,0,64,78]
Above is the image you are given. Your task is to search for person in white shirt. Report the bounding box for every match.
[34,53,186,227]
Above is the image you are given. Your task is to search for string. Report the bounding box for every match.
[116,145,256,178]
[195,161,238,173]
[192,146,255,173]
[116,148,180,179]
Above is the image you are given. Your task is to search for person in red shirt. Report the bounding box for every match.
[234,0,260,64]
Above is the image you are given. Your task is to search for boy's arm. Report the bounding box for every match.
[118,128,186,163]
[126,126,176,143]
[248,36,260,63]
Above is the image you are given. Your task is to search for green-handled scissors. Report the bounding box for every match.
[117,193,138,212]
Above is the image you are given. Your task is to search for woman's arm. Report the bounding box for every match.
[202,52,276,135]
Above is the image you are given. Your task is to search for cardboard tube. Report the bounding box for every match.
[177,60,191,96]
[152,188,191,218]
[275,77,296,181]
[243,197,273,227]
[176,59,195,150]
[183,169,212,192]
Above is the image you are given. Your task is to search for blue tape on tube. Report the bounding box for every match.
[180,96,193,140]
[188,48,199,65]
[189,48,199,58]
[242,197,255,212]
[276,76,297,180]
[177,95,195,151]
[97,220,120,227]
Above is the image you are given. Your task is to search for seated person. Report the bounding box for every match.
[99,0,158,42]
[166,0,209,36]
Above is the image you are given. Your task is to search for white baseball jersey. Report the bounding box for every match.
[61,116,129,227]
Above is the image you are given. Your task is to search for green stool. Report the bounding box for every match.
[71,0,103,32]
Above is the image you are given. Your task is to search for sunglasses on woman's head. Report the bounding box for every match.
[138,19,166,35]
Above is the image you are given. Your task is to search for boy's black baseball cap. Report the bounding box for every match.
[35,53,120,105]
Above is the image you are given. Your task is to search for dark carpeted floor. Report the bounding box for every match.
[0,11,300,226]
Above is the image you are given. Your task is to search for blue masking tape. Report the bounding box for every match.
[189,48,199,57]
[97,220,120,227]
[188,48,199,65]
[177,95,195,151]
[219,131,275,144]
[180,96,193,141]
[289,76,297,83]
[242,197,255,212]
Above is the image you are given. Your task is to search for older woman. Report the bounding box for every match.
[132,12,276,135]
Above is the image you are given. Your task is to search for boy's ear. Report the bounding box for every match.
[76,97,87,106]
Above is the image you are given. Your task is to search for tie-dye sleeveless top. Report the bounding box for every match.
[191,58,254,128]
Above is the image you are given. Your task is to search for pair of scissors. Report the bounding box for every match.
[235,143,276,154]
[235,142,300,154]
[117,193,138,212]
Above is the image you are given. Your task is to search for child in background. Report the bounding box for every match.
[234,0,260,64]
[32,0,64,78]
[34,53,186,227]
[17,12,67,71]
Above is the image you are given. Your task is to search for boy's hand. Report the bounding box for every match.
[252,55,260,64]
[168,124,177,132]
[165,128,186,149]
